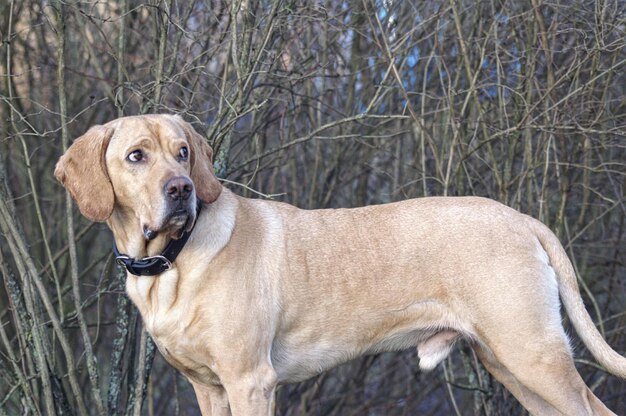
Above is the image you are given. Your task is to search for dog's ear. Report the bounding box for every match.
[54,125,115,222]
[175,117,222,204]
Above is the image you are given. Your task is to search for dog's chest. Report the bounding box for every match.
[149,315,221,384]
[126,274,220,384]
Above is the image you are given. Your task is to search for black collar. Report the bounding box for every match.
[113,201,202,276]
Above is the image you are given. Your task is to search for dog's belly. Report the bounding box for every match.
[271,320,458,383]
[271,301,464,383]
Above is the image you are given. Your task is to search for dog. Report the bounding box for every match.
[55,114,625,415]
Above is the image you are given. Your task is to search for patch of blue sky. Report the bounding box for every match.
[378,7,387,20]
[496,13,509,25]
[509,44,521,73]
[480,85,498,100]
[437,20,450,42]
[355,71,363,89]
[341,9,351,25]
[480,57,498,99]
[407,46,420,67]
[404,70,418,89]
[312,76,323,94]
[424,61,444,84]
[339,28,354,50]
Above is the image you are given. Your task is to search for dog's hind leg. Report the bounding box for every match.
[473,335,615,416]
[474,344,567,415]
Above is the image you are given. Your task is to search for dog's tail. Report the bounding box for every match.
[530,218,626,378]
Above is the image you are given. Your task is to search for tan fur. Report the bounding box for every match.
[55,115,626,416]
[54,125,115,221]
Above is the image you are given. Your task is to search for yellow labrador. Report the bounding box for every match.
[55,114,625,415]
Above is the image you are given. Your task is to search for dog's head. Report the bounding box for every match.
[54,114,222,240]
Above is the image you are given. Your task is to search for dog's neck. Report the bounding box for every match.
[113,189,237,328]
[107,188,238,271]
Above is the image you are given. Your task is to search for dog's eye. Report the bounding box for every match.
[127,150,144,163]
[179,147,189,161]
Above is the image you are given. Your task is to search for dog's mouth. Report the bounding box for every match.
[143,203,196,241]
[169,207,191,224]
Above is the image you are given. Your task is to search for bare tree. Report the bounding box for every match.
[1,0,624,414]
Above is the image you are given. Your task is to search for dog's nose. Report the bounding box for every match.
[164,176,193,201]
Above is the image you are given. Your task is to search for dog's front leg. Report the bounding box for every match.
[191,381,231,416]
[220,364,277,416]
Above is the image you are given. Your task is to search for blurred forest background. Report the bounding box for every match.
[1,0,625,414]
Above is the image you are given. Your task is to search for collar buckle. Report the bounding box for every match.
[143,255,172,271]
[115,255,131,268]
